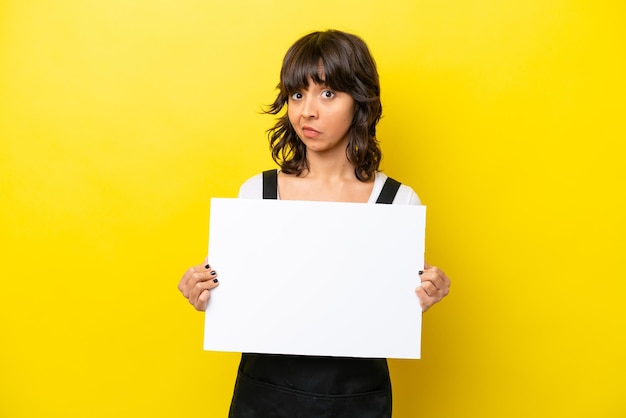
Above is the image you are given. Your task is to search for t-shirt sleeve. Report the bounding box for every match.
[237,173,264,199]
[394,184,421,205]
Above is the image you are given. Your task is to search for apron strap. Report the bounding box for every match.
[375,177,401,204]
[262,169,278,199]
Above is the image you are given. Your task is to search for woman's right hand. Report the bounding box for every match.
[177,263,219,311]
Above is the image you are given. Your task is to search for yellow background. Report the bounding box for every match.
[1,1,624,417]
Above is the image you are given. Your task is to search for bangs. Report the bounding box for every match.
[279,32,355,94]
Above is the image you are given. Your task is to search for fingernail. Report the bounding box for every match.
[418,271,424,275]
[205,264,211,269]
[213,278,219,283]
[210,270,216,276]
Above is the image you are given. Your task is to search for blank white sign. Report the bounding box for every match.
[204,198,426,359]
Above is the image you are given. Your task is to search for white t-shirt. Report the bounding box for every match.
[238,171,421,205]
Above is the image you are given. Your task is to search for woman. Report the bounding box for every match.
[178,29,451,418]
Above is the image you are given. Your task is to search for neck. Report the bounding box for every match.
[304,152,356,180]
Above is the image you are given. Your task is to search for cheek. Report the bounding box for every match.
[340,100,356,126]
[340,108,355,130]
[287,105,299,126]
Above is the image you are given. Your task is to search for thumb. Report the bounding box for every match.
[424,260,432,270]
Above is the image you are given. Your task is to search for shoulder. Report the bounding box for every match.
[373,172,421,205]
[237,173,264,199]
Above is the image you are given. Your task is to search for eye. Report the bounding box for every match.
[290,92,303,100]
[322,90,335,98]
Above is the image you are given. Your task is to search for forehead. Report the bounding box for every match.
[281,45,353,94]
[282,57,327,92]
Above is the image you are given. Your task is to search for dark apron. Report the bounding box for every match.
[228,170,402,418]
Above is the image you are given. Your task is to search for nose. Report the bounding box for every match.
[301,95,318,119]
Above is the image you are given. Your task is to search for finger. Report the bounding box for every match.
[415,287,436,312]
[188,270,219,301]
[441,270,451,288]
[188,267,218,289]
[178,266,195,294]
[178,267,197,297]
[420,269,441,290]
[418,280,438,297]
[423,264,451,289]
[189,274,219,305]
[178,263,211,294]
[423,267,451,292]
[195,289,211,311]
[431,269,451,290]
[423,275,450,300]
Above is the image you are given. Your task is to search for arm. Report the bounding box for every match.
[395,184,450,311]
[178,174,261,310]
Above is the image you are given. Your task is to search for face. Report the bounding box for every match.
[287,79,355,155]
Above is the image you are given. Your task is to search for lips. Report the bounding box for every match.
[301,126,320,139]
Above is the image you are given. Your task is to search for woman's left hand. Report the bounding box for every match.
[416,262,451,312]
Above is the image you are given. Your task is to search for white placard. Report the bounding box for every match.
[204,198,426,359]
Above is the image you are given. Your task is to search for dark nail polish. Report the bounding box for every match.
[418,271,424,275]
[205,264,211,269]
[213,278,219,283]
[210,270,216,276]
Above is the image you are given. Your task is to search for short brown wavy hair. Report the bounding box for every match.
[266,30,383,181]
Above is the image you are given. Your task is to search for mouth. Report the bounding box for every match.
[301,126,320,139]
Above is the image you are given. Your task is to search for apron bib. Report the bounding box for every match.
[229,170,402,418]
